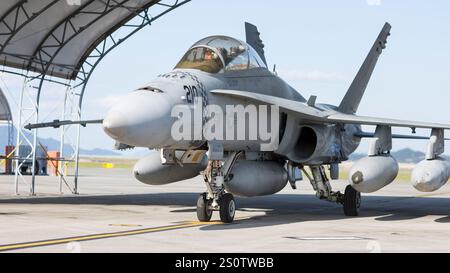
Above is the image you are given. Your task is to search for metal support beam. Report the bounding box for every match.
[28,0,132,76]
[14,74,40,195]
[58,84,81,194]
[0,0,60,57]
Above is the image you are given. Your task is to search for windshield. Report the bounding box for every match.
[175,36,267,73]
[175,46,223,73]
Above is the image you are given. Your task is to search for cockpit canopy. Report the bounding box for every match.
[175,36,267,74]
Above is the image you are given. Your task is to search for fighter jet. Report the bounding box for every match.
[102,22,450,223]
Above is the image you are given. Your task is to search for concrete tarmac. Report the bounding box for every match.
[0,168,449,253]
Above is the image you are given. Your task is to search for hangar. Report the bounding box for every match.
[0,87,13,146]
[0,0,191,195]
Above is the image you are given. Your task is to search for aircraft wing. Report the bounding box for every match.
[327,113,450,130]
[210,89,450,130]
[210,89,327,121]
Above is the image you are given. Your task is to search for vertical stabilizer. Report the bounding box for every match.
[245,22,267,66]
[338,23,391,114]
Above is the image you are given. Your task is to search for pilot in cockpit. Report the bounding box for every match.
[204,49,214,60]
[175,36,266,73]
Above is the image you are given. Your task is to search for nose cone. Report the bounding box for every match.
[102,91,175,148]
[103,110,128,139]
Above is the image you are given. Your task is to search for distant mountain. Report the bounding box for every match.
[80,148,120,156]
[349,148,450,163]
[392,148,425,164]
[0,125,119,156]
[34,136,119,156]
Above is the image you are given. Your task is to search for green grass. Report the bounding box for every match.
[68,162,134,169]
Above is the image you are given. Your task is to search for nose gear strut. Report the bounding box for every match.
[197,152,242,223]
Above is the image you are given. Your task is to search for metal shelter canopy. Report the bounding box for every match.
[0,0,176,80]
[0,0,190,195]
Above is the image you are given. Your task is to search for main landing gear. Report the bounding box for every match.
[197,155,240,223]
[303,165,361,216]
[343,184,361,216]
[196,158,361,222]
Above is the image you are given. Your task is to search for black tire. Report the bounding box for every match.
[343,185,361,216]
[196,193,212,222]
[219,193,236,223]
[20,166,28,174]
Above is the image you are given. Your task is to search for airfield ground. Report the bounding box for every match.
[0,159,449,253]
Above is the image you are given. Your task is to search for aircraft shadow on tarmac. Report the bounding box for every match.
[0,192,449,228]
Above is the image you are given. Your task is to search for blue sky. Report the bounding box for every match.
[1,0,450,155]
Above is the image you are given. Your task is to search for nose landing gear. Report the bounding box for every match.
[197,153,241,223]
[196,191,236,223]
[196,193,213,222]
[219,193,236,223]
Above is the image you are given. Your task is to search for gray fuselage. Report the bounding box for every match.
[103,67,361,165]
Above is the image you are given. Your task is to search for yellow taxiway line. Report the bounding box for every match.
[0,221,222,252]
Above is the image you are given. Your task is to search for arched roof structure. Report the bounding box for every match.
[0,0,189,80]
